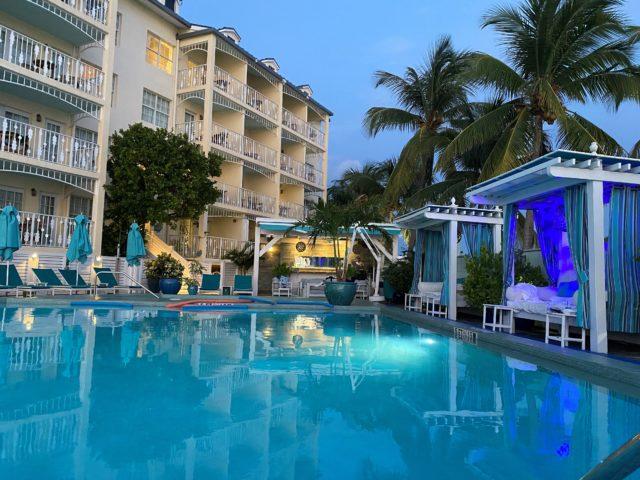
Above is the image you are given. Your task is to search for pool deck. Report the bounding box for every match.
[2,294,639,395]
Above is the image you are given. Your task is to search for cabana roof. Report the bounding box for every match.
[255,218,402,236]
[467,148,640,206]
[394,202,503,230]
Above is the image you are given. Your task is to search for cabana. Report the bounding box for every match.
[467,145,640,354]
[395,201,503,320]
[251,218,402,298]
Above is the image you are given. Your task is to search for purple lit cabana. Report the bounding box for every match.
[467,144,640,353]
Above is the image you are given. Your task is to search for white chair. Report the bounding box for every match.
[355,279,369,299]
[272,276,291,297]
[418,282,448,317]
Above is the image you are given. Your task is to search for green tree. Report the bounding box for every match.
[445,0,640,180]
[222,243,255,275]
[363,36,470,208]
[328,159,395,209]
[104,123,222,250]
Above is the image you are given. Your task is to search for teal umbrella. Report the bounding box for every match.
[66,214,93,285]
[126,222,146,266]
[0,205,21,285]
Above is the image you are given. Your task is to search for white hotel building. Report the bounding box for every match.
[0,0,331,273]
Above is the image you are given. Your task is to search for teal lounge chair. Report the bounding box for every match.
[232,275,253,295]
[201,273,221,294]
[59,269,107,295]
[94,267,143,294]
[0,265,51,297]
[32,268,92,296]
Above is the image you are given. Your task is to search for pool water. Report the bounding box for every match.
[0,307,639,479]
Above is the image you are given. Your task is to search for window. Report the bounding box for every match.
[146,33,173,74]
[75,127,98,144]
[39,194,56,216]
[111,73,118,107]
[115,12,123,46]
[69,195,93,218]
[142,89,170,128]
[5,110,29,125]
[0,188,23,211]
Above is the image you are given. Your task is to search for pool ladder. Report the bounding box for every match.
[581,433,640,479]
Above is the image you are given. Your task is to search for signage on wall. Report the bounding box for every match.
[295,241,306,252]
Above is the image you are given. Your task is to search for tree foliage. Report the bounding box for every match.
[463,248,504,309]
[223,243,255,275]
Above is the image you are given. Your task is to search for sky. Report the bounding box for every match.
[182,0,640,182]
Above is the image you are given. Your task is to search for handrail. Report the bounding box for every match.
[94,270,159,299]
[581,433,640,480]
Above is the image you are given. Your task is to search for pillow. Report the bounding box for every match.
[418,282,442,295]
[557,281,579,298]
[514,283,538,301]
[537,286,558,301]
[506,286,524,301]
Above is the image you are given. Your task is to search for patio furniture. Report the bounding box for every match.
[404,293,423,312]
[303,280,325,298]
[0,264,51,297]
[272,276,291,297]
[94,267,144,294]
[355,280,369,299]
[32,268,92,295]
[232,275,253,295]
[482,304,516,334]
[545,311,586,350]
[59,269,112,295]
[200,273,221,294]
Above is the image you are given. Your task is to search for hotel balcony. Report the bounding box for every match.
[281,109,325,148]
[1,115,99,173]
[0,25,105,99]
[280,153,323,189]
[205,236,252,260]
[18,211,93,249]
[60,0,110,25]
[279,201,305,221]
[215,182,276,216]
[176,65,279,122]
[167,234,252,259]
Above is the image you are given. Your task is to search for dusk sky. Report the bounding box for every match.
[183,0,640,182]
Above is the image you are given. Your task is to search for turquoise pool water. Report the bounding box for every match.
[0,306,639,479]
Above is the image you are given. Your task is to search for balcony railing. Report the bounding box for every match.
[61,0,110,25]
[211,123,277,168]
[212,65,245,104]
[280,153,324,187]
[18,211,93,249]
[1,116,99,172]
[177,64,207,89]
[0,25,105,98]
[245,84,278,122]
[167,234,201,259]
[205,236,252,259]
[215,183,276,215]
[279,201,305,220]
[282,109,326,147]
[175,121,204,142]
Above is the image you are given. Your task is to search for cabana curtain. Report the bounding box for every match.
[423,228,445,282]
[461,223,494,257]
[440,225,450,306]
[606,186,640,333]
[564,185,590,328]
[533,209,561,286]
[410,228,426,293]
[502,204,517,303]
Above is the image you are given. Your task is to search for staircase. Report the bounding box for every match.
[147,230,192,273]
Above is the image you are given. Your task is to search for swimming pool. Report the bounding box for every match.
[0,306,638,479]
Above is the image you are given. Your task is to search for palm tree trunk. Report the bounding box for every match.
[522,116,545,250]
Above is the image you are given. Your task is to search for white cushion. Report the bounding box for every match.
[515,283,538,300]
[537,286,557,301]
[418,282,442,295]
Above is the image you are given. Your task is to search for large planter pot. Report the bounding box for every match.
[383,280,396,302]
[324,282,357,306]
[187,285,199,295]
[159,278,181,295]
[147,278,161,293]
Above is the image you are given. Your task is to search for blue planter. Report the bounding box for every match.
[383,280,396,302]
[324,282,357,306]
[159,278,181,295]
[187,285,199,295]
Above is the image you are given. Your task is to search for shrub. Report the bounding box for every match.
[145,253,184,279]
[223,244,254,275]
[515,250,548,286]
[272,263,293,278]
[463,247,502,309]
[382,257,413,296]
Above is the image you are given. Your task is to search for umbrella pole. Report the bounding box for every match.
[5,261,8,286]
[76,261,79,287]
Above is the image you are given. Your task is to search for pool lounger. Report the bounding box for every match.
[0,265,51,297]
[59,269,114,295]
[32,268,93,296]
[94,267,144,294]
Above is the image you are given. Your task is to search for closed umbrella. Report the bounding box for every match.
[66,214,93,285]
[126,222,146,285]
[0,205,21,285]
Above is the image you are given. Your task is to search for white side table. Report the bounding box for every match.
[483,304,516,333]
[545,311,586,350]
[404,293,423,312]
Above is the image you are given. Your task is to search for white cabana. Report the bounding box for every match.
[395,200,503,320]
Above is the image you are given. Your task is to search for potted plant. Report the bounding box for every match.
[291,198,385,306]
[184,261,204,295]
[382,256,414,303]
[222,244,254,275]
[272,263,292,280]
[145,253,184,295]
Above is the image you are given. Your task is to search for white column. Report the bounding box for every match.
[586,180,607,353]
[392,235,399,258]
[448,220,458,320]
[493,223,502,254]
[251,227,261,295]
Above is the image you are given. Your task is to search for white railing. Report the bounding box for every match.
[245,85,278,121]
[177,64,206,89]
[211,123,277,168]
[212,65,245,103]
[304,163,323,187]
[18,211,93,249]
[215,183,276,215]
[205,236,252,259]
[175,120,204,142]
[0,25,105,98]
[0,116,98,171]
[61,0,109,25]
[280,153,323,187]
[167,234,202,259]
[279,201,305,220]
[282,108,326,147]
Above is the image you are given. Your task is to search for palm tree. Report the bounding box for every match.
[328,159,395,206]
[363,36,470,208]
[445,0,640,181]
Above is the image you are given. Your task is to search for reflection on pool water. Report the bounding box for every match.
[0,307,639,479]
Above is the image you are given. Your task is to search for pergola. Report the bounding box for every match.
[251,218,402,297]
[467,145,640,353]
[395,201,503,320]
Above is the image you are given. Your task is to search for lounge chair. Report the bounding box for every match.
[32,268,92,296]
[232,275,253,295]
[272,276,291,297]
[355,279,370,299]
[200,273,221,294]
[94,267,143,294]
[59,269,110,295]
[0,265,51,297]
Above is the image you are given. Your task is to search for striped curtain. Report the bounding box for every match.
[440,225,450,306]
[606,186,640,333]
[423,228,445,282]
[501,204,517,303]
[461,223,494,256]
[410,229,426,294]
[564,185,590,328]
[533,209,561,286]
